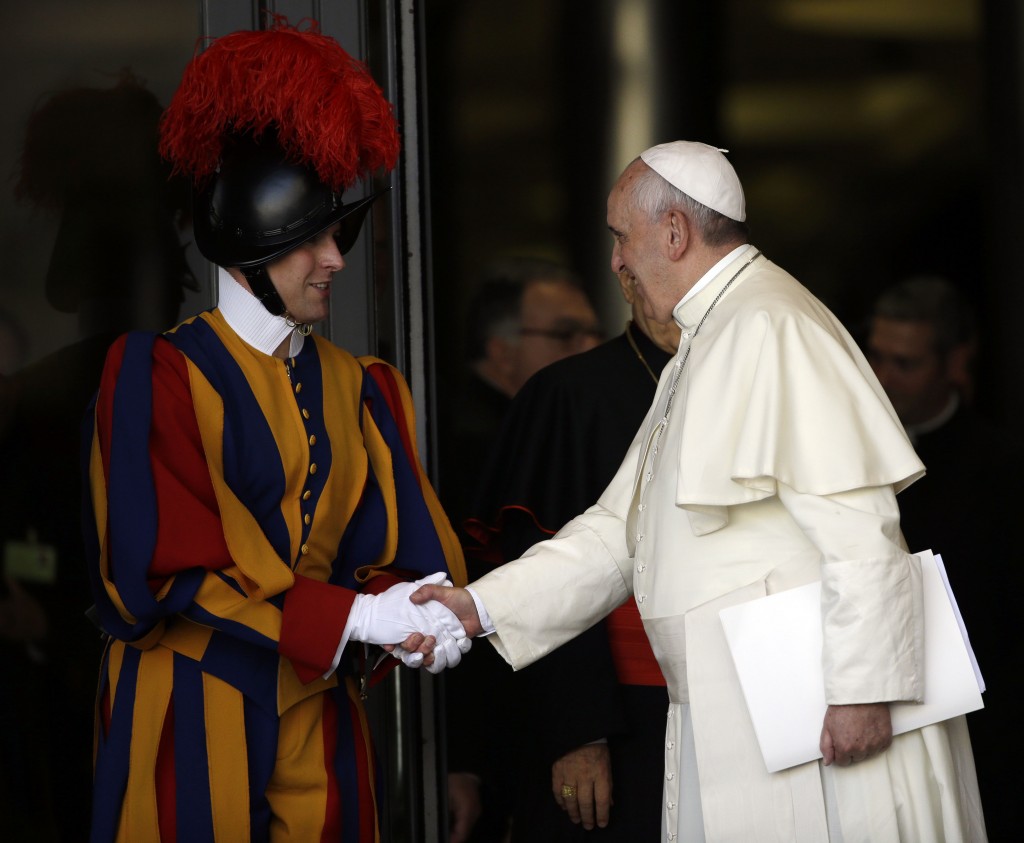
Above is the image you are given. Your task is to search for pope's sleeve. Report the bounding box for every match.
[776,481,925,704]
[85,332,364,676]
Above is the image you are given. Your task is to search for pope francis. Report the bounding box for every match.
[413,141,986,842]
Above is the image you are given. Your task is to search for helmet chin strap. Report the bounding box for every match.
[241,265,286,316]
[240,265,314,335]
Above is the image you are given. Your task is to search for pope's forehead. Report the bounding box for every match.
[609,161,647,204]
[607,178,635,222]
[615,160,645,189]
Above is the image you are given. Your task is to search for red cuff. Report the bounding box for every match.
[280,575,357,684]
[361,573,405,686]
[363,572,402,595]
[280,573,407,684]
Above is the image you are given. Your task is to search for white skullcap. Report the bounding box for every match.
[639,141,746,222]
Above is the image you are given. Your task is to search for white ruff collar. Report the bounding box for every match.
[217,266,304,358]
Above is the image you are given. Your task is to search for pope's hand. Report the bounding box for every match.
[410,584,484,638]
[820,702,892,766]
[552,743,613,830]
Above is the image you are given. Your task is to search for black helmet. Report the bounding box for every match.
[158,20,400,318]
[193,130,384,270]
[193,130,386,316]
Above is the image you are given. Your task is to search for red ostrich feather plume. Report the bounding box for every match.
[159,17,399,191]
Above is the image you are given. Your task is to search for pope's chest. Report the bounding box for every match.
[627,337,695,605]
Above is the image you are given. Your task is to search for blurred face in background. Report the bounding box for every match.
[866,317,955,425]
[508,279,603,394]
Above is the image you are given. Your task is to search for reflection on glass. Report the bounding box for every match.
[0,5,198,838]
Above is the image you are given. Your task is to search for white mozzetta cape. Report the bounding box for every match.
[473,247,986,842]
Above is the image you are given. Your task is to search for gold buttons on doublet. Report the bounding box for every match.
[288,355,323,569]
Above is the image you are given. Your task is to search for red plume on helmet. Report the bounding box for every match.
[158,16,400,191]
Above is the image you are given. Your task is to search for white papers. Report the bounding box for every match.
[719,550,984,772]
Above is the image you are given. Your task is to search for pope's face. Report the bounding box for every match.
[607,162,677,324]
[266,223,345,325]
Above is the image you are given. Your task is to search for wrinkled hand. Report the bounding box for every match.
[820,703,892,767]
[410,585,484,638]
[447,772,483,843]
[552,743,613,830]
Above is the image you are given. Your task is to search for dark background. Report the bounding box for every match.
[424,0,1022,424]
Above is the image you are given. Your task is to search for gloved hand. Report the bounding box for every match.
[392,633,473,673]
[348,572,467,650]
[430,633,473,674]
[386,590,457,668]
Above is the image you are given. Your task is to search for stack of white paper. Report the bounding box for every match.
[719,550,984,772]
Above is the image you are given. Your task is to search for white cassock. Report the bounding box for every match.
[471,245,988,842]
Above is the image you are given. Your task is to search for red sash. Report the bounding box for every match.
[606,600,666,687]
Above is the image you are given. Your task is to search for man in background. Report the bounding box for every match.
[865,276,1022,838]
[439,257,603,535]
[438,260,598,532]
[456,266,678,840]
[440,257,602,841]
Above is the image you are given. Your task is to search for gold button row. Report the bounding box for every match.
[296,375,315,549]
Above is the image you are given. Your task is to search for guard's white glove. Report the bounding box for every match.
[431,634,473,674]
[347,572,466,649]
[392,633,473,673]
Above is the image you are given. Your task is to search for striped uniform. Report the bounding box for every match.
[83,310,465,842]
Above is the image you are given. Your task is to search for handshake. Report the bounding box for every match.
[346,572,482,674]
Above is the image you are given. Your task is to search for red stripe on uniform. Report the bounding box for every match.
[99,681,112,738]
[155,697,177,842]
[320,695,341,842]
[148,340,233,581]
[347,694,377,843]
[95,335,128,485]
[364,363,417,472]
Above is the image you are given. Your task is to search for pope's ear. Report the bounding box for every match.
[665,209,690,261]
